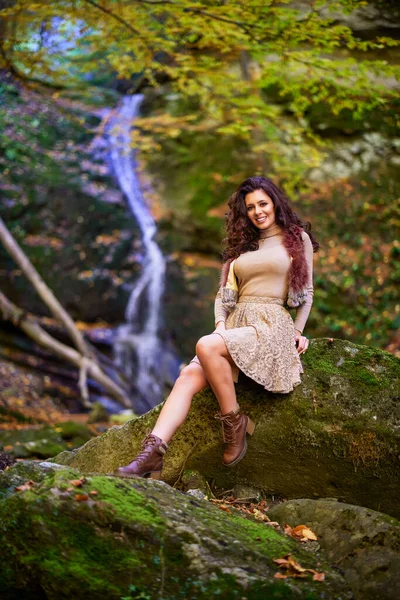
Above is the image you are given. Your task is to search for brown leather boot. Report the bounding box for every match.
[113,431,168,479]
[215,407,255,467]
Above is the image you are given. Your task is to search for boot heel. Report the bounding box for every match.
[149,471,162,480]
[246,418,255,435]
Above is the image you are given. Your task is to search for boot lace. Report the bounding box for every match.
[135,433,157,464]
[215,413,238,445]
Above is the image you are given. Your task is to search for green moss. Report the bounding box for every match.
[228,513,293,558]
[89,475,164,528]
[303,340,399,388]
[56,421,94,442]
[0,474,164,598]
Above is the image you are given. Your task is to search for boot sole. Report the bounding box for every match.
[111,470,162,480]
[223,418,255,467]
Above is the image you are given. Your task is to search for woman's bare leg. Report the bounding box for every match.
[195,334,238,415]
[152,362,209,443]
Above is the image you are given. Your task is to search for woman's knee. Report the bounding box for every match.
[178,362,207,388]
[195,334,218,358]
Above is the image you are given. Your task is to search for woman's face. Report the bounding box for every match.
[244,189,276,231]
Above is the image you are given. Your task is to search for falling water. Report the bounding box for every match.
[106,94,178,412]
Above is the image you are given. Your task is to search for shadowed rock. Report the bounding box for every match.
[268,498,400,600]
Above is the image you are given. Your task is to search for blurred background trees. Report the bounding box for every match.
[1,0,399,368]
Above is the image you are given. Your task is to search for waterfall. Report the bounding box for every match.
[106,94,178,412]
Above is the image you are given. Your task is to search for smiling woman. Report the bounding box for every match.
[245,190,276,230]
[114,176,320,480]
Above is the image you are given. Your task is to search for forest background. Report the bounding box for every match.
[0,0,399,413]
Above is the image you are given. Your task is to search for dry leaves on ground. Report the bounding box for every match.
[69,477,86,487]
[75,493,89,502]
[14,480,37,492]
[284,523,318,542]
[273,553,325,582]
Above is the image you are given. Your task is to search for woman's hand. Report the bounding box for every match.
[214,321,226,333]
[295,329,309,355]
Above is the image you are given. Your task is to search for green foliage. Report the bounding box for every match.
[0,0,399,184]
[301,168,400,349]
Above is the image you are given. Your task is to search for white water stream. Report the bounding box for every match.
[106,95,174,411]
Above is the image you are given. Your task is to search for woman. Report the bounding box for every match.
[114,175,319,479]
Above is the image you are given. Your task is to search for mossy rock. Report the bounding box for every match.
[0,462,352,600]
[0,421,95,459]
[55,420,95,446]
[87,402,109,424]
[268,499,400,600]
[53,338,400,518]
[0,460,66,500]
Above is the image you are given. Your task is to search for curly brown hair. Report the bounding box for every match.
[221,176,320,262]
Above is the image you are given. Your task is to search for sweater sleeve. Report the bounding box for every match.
[214,288,229,326]
[293,232,314,334]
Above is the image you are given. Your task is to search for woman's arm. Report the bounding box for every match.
[293,231,314,335]
[214,288,228,330]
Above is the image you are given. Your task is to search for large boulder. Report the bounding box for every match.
[0,461,352,600]
[268,499,400,600]
[53,338,400,517]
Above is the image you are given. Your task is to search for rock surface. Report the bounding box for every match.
[0,461,352,600]
[53,338,400,518]
[268,498,400,600]
[0,420,95,459]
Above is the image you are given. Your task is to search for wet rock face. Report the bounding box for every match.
[53,338,400,518]
[0,462,352,600]
[268,499,400,600]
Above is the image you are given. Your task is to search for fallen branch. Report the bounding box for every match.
[78,357,90,409]
[0,216,91,357]
[0,292,130,408]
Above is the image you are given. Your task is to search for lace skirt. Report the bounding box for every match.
[191,295,303,394]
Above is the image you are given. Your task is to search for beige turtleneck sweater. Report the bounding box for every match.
[214,226,314,334]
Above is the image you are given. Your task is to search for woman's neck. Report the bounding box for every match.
[259,223,282,239]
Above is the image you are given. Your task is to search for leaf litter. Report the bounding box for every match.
[209,494,323,581]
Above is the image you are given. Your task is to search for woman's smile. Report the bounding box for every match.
[244,189,276,231]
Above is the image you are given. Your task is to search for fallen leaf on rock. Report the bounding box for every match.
[253,509,270,522]
[308,569,325,581]
[218,504,231,514]
[273,554,308,578]
[89,490,98,496]
[273,553,325,582]
[284,523,318,541]
[75,493,89,502]
[69,477,86,487]
[14,480,37,492]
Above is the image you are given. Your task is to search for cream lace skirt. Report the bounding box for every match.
[190,295,303,394]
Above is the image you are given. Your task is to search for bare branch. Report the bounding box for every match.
[82,0,141,35]
[0,216,91,357]
[0,292,131,408]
